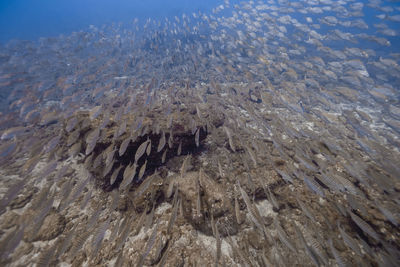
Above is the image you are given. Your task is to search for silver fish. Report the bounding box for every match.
[157,131,166,152]
[135,140,149,163]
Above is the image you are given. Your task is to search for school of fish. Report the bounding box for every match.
[0,0,400,266]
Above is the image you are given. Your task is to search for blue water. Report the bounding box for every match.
[0,0,222,43]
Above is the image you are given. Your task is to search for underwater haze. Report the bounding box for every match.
[0,0,219,42]
[1,0,400,266]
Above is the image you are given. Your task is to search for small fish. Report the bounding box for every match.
[69,175,90,203]
[138,160,147,180]
[66,117,78,132]
[177,140,182,156]
[215,223,221,267]
[132,172,158,202]
[276,168,294,184]
[110,189,119,211]
[137,220,159,267]
[135,140,149,163]
[293,224,320,267]
[119,137,131,156]
[120,163,137,190]
[80,190,92,210]
[68,141,82,157]
[195,128,200,147]
[66,130,80,146]
[328,238,347,267]
[89,106,102,120]
[22,154,41,174]
[102,159,114,178]
[92,153,103,169]
[167,194,180,235]
[337,222,362,257]
[157,131,166,152]
[85,128,100,155]
[168,131,173,149]
[303,176,325,197]
[348,209,380,241]
[266,186,280,210]
[196,104,202,120]
[167,115,173,129]
[55,225,77,258]
[145,203,156,230]
[1,126,26,140]
[105,147,117,166]
[238,182,267,237]
[39,160,58,179]
[223,126,235,152]
[116,217,133,251]
[99,110,110,129]
[246,145,257,167]
[110,165,123,185]
[274,218,296,253]
[211,213,216,237]
[195,180,201,216]
[44,135,61,153]
[91,218,110,257]
[54,164,68,183]
[69,229,91,259]
[166,179,175,199]
[162,148,168,163]
[146,139,151,156]
[375,200,399,227]
[217,160,224,177]
[234,193,241,224]
[180,155,190,179]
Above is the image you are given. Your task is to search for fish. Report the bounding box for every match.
[223,126,235,152]
[177,140,182,156]
[294,224,320,267]
[65,117,78,132]
[119,137,131,156]
[1,0,400,265]
[146,139,151,156]
[237,182,267,238]
[215,222,221,267]
[44,135,61,153]
[303,176,325,197]
[180,155,190,179]
[138,160,147,180]
[1,126,26,140]
[161,148,168,164]
[274,218,296,253]
[89,106,102,120]
[295,194,316,222]
[195,128,200,147]
[135,140,150,163]
[234,193,241,225]
[157,131,166,152]
[137,221,159,266]
[120,163,138,191]
[328,238,347,267]
[348,209,380,241]
[91,218,110,257]
[110,165,123,186]
[85,128,100,155]
[337,222,362,257]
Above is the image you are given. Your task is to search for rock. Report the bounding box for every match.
[32,210,66,241]
[0,211,19,229]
